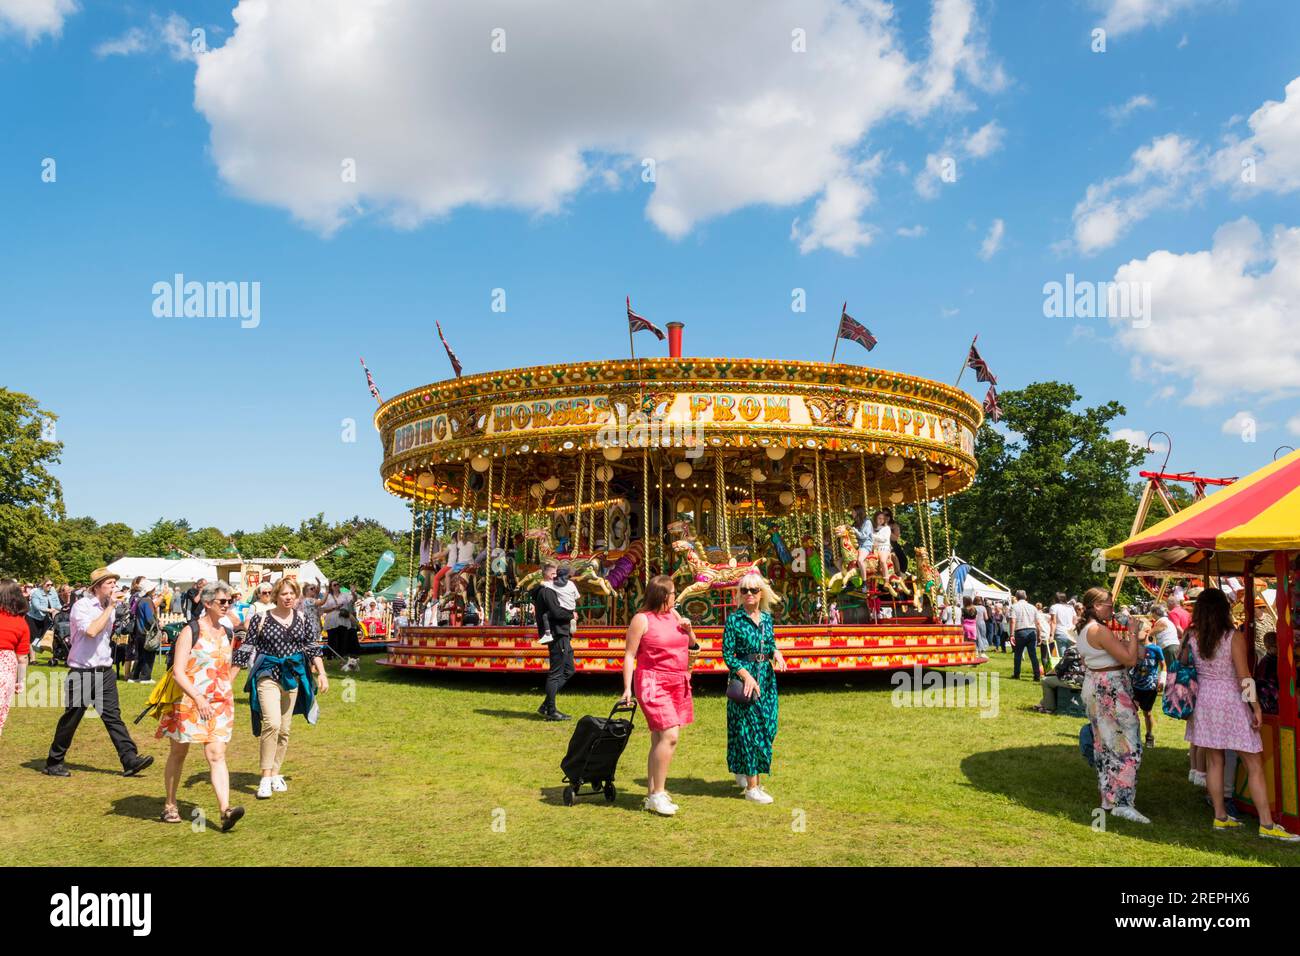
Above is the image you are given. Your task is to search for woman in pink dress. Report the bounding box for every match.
[620,574,696,817]
[1185,587,1299,841]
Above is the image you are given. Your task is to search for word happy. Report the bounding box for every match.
[152,273,261,329]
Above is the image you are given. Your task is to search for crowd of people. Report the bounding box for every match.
[0,568,330,831]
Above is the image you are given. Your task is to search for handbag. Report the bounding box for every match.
[726,677,756,704]
[1161,638,1198,720]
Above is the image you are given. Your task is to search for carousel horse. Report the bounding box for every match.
[824,525,901,597]
[908,547,943,613]
[671,540,771,607]
[514,527,613,597]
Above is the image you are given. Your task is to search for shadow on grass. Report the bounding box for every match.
[474,708,546,721]
[21,757,122,777]
[960,741,1289,863]
[108,794,177,822]
[182,769,263,794]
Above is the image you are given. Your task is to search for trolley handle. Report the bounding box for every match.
[607,698,637,729]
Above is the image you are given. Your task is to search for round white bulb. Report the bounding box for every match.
[674,462,693,480]
[885,455,904,474]
[798,473,814,490]
[765,446,787,461]
[415,472,435,489]
[926,473,942,491]
[601,446,623,461]
[530,483,545,499]
[750,468,766,483]
[889,490,904,504]
[471,455,491,473]
[778,491,794,506]
[544,476,561,491]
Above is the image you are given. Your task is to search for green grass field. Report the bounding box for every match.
[3,649,1297,866]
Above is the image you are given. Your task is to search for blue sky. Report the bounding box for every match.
[3,0,1299,533]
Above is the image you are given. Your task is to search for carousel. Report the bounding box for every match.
[375,324,985,674]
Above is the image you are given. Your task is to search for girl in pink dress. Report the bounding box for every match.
[620,574,696,816]
[1185,588,1299,841]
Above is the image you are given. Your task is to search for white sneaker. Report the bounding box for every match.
[643,791,677,816]
[735,773,749,789]
[257,778,273,800]
[1110,805,1151,824]
[539,633,553,645]
[271,775,288,793]
[662,792,680,812]
[744,786,774,805]
[141,679,155,685]
[1190,770,1207,789]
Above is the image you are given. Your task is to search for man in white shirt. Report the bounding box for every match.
[1049,592,1078,652]
[1009,589,1042,681]
[44,568,154,778]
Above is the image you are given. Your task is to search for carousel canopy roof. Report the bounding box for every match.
[1104,448,1300,574]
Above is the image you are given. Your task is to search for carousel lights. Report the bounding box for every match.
[889,490,904,504]
[798,473,814,490]
[470,455,491,473]
[595,464,614,482]
[778,490,795,506]
[415,472,436,489]
[601,446,622,461]
[765,445,787,461]
[885,455,905,473]
[750,468,766,482]
[674,462,693,480]
[926,472,942,491]
[543,476,561,491]
[530,482,545,499]
[438,490,456,505]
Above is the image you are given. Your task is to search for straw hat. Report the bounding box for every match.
[88,567,120,590]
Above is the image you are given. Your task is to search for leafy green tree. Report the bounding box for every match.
[0,388,65,579]
[135,519,189,557]
[947,381,1145,601]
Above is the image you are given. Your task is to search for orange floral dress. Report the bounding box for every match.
[157,623,235,744]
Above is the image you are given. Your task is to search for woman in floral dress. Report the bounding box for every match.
[722,572,786,804]
[1186,588,1299,841]
[159,582,244,831]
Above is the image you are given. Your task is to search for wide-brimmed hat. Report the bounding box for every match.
[139,579,159,597]
[88,567,120,589]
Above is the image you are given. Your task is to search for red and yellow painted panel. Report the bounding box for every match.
[379,623,984,674]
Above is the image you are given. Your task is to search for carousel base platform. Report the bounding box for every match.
[379,619,984,674]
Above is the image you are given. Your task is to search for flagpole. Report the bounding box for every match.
[627,296,636,361]
[954,334,977,388]
[830,303,844,363]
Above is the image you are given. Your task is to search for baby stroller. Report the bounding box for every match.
[50,608,72,665]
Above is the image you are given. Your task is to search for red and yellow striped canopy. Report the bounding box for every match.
[1105,449,1300,574]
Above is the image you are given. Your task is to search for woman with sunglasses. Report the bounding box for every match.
[722,571,786,804]
[1076,586,1147,824]
[158,581,244,831]
[234,577,328,800]
[619,574,696,816]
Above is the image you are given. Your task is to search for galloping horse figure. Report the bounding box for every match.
[823,525,902,597]
[515,527,613,597]
[671,540,771,608]
[909,547,943,613]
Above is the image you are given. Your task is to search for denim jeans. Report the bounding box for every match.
[1013,628,1041,679]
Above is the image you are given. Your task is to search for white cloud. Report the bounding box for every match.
[1095,0,1216,37]
[1112,427,1150,448]
[978,217,1004,259]
[941,306,959,318]
[0,0,77,43]
[1112,217,1300,406]
[915,120,1005,198]
[1068,77,1300,254]
[1103,93,1155,124]
[191,0,1004,244]
[96,13,197,61]
[1287,414,1300,436]
[964,120,1004,158]
[896,224,926,238]
[1220,411,1261,437]
[793,177,878,256]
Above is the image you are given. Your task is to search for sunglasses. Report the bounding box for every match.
[738,587,761,595]
[213,598,232,606]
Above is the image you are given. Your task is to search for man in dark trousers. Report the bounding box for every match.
[532,561,576,721]
[44,568,154,777]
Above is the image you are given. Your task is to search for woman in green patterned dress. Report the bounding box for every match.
[722,571,786,804]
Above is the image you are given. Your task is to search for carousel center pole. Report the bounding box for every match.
[643,450,651,590]
[813,447,828,623]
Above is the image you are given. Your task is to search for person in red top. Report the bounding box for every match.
[0,579,32,737]
[1167,594,1191,636]
[620,574,696,817]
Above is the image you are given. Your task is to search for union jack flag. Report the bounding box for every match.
[983,385,1002,422]
[436,321,463,378]
[360,357,382,403]
[627,296,665,340]
[837,303,877,351]
[967,338,997,385]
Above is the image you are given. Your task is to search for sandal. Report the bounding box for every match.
[220,806,245,832]
[160,805,182,824]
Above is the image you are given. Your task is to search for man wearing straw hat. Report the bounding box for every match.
[43,567,154,778]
